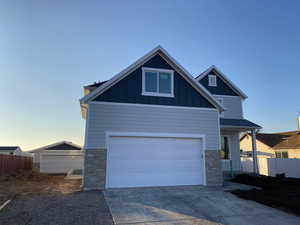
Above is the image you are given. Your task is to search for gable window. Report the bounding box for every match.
[142,67,174,97]
[208,75,217,87]
[275,151,289,158]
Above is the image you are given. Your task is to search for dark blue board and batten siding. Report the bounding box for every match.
[93,54,215,108]
[199,70,238,96]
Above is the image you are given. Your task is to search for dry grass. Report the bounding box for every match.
[0,171,81,205]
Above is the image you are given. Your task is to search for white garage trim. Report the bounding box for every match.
[105,132,206,187]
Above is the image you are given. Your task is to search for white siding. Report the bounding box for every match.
[32,152,41,163]
[214,95,243,119]
[85,102,220,150]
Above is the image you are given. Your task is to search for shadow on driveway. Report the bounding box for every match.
[104,185,300,225]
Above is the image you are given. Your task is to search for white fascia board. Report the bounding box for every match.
[80,45,225,112]
[196,65,248,100]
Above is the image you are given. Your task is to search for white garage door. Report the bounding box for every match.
[40,151,83,174]
[106,134,205,188]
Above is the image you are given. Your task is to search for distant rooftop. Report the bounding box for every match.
[84,80,107,88]
[0,146,19,151]
[242,131,300,149]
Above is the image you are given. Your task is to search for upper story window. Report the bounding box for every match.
[275,151,288,158]
[216,97,224,117]
[142,67,174,97]
[208,75,217,87]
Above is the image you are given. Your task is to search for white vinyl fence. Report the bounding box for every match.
[40,150,83,174]
[241,157,300,178]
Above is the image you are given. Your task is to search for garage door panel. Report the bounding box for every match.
[109,160,202,173]
[110,173,202,188]
[109,137,202,160]
[107,135,204,188]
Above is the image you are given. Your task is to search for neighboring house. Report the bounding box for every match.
[240,120,300,159]
[0,146,24,155]
[29,141,83,174]
[80,46,261,190]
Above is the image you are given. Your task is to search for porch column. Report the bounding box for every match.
[251,129,259,174]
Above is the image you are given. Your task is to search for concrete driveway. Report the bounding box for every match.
[104,185,300,225]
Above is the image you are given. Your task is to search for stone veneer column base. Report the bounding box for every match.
[82,149,107,190]
[205,150,223,186]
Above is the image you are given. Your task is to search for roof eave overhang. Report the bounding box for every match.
[220,125,262,130]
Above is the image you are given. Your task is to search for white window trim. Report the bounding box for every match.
[221,135,231,160]
[208,75,217,87]
[275,151,289,158]
[216,97,225,117]
[142,67,174,97]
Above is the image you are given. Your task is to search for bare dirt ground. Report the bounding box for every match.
[230,174,300,216]
[0,171,114,225]
[0,171,81,205]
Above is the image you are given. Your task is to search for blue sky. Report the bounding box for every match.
[1,0,299,150]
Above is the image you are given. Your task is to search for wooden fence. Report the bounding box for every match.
[0,155,32,175]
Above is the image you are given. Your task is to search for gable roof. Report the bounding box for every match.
[0,146,20,151]
[29,141,82,152]
[241,131,300,149]
[196,65,248,99]
[80,46,225,112]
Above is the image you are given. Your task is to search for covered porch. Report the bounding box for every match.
[219,118,262,178]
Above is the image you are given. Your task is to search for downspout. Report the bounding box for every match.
[251,129,259,174]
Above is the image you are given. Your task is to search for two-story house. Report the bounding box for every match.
[80,46,261,190]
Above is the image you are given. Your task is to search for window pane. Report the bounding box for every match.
[209,75,217,86]
[145,71,157,92]
[221,136,229,159]
[159,72,171,93]
[275,152,281,158]
[282,152,288,158]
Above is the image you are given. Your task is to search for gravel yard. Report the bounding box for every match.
[0,172,113,225]
[0,191,114,225]
[0,171,81,205]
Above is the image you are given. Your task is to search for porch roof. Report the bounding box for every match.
[220,118,262,130]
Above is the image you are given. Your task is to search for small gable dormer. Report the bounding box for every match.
[196,66,247,99]
[196,66,247,119]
